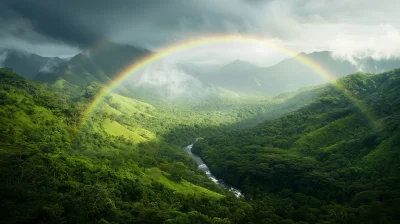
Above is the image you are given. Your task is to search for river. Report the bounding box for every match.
[183,141,243,198]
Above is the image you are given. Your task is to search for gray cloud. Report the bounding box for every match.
[0,0,399,61]
[126,61,210,99]
[2,0,108,47]
[0,50,8,67]
[1,0,254,48]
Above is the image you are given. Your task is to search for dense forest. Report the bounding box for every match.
[193,69,400,223]
[1,67,400,223]
[0,68,257,223]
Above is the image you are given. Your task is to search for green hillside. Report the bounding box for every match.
[1,67,400,223]
[193,69,400,223]
[2,67,302,223]
[0,68,251,223]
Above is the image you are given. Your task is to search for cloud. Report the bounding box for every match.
[1,0,253,48]
[331,25,400,63]
[0,50,8,67]
[246,0,400,62]
[0,35,79,58]
[39,58,66,73]
[128,60,209,99]
[2,0,105,47]
[0,10,80,57]
[1,0,400,63]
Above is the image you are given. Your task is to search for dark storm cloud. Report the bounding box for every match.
[1,0,255,48]
[1,0,399,59]
[2,0,113,46]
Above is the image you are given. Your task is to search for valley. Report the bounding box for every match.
[1,63,399,223]
[2,1,400,223]
[183,141,243,198]
[1,34,400,224]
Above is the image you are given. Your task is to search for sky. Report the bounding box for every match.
[1,0,400,65]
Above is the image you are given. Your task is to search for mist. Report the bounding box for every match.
[126,61,210,100]
[0,51,8,67]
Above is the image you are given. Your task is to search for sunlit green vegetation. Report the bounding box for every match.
[193,69,400,223]
[1,67,399,223]
[0,68,240,223]
[0,68,274,223]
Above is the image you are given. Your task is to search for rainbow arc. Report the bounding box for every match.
[79,35,378,130]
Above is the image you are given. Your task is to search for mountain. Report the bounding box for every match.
[251,51,357,94]
[29,42,243,102]
[207,59,264,93]
[0,67,297,223]
[4,45,400,100]
[219,59,259,74]
[0,68,225,223]
[201,51,400,95]
[2,66,399,223]
[193,68,400,223]
[35,42,150,85]
[253,51,400,94]
[177,62,217,81]
[0,49,67,79]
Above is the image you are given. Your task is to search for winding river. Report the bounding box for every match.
[183,141,243,198]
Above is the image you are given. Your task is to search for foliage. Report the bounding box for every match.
[193,69,400,223]
[1,67,400,223]
[0,68,255,223]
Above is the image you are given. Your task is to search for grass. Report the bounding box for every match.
[102,120,150,143]
[107,93,154,117]
[101,103,123,116]
[52,78,81,93]
[145,168,224,199]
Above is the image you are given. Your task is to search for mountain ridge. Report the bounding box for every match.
[3,45,400,98]
[0,48,68,79]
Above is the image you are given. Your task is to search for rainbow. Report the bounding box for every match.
[79,34,378,130]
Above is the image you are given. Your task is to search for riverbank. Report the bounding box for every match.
[183,141,243,198]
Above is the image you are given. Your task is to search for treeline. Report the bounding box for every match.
[193,70,400,223]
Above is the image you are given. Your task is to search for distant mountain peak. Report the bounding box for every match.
[231,59,251,64]
[296,52,307,57]
[1,48,33,57]
[221,59,258,71]
[295,51,331,58]
[81,41,150,55]
[0,48,68,80]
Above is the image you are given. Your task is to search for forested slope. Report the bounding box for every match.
[193,69,400,224]
[0,68,255,223]
[1,68,321,224]
[2,67,399,223]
